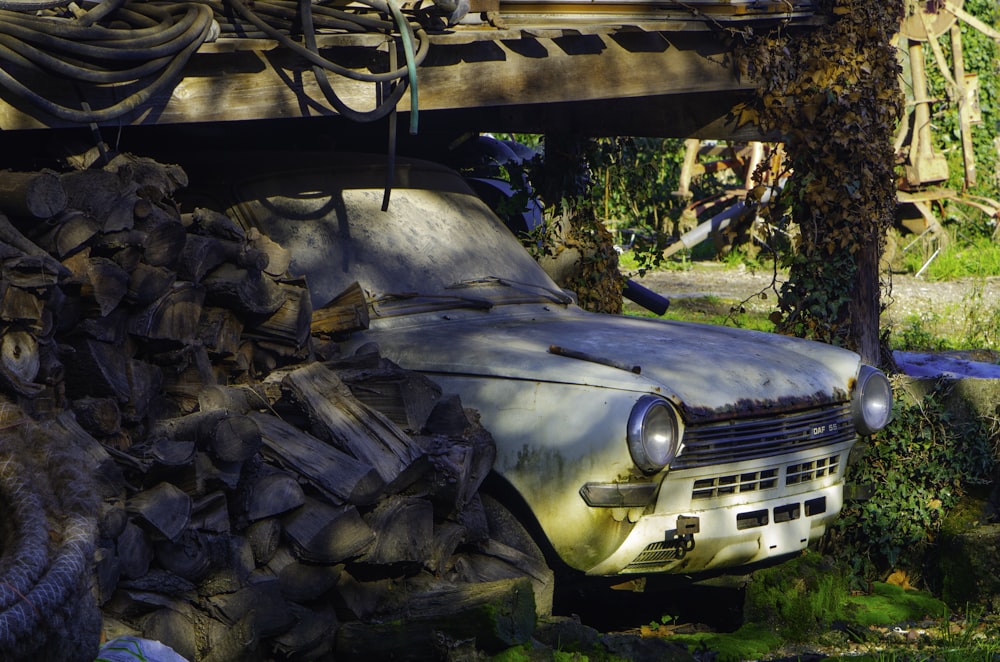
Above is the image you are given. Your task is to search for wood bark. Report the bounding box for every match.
[0,169,67,218]
[311,281,370,336]
[282,497,374,564]
[252,410,384,506]
[280,362,426,490]
[335,577,536,658]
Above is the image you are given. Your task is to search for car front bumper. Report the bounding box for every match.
[585,444,852,576]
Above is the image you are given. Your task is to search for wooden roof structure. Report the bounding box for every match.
[0,0,825,142]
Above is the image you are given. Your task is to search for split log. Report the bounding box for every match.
[118,569,196,596]
[197,307,245,358]
[206,581,294,638]
[2,253,68,293]
[190,491,231,534]
[252,411,384,506]
[102,193,141,232]
[127,482,191,541]
[83,256,130,316]
[0,212,55,258]
[331,572,392,621]
[243,279,312,350]
[35,209,101,259]
[250,232,291,277]
[177,233,227,283]
[157,345,217,415]
[271,604,338,661]
[128,281,206,345]
[414,430,496,515]
[202,263,285,316]
[141,608,198,662]
[311,281,370,336]
[105,154,188,204]
[426,521,467,575]
[187,207,246,241]
[280,362,426,490]
[126,263,176,306]
[99,500,129,539]
[338,358,444,433]
[150,438,196,468]
[150,409,262,464]
[334,577,537,658]
[135,206,187,268]
[168,451,243,495]
[358,496,434,566]
[62,338,162,416]
[450,540,555,617]
[196,384,269,414]
[71,396,121,436]
[0,282,47,327]
[246,518,282,566]
[216,237,269,272]
[266,546,343,602]
[281,497,374,564]
[117,520,154,580]
[154,529,226,582]
[202,610,256,662]
[0,169,67,218]
[244,469,305,521]
[59,168,133,222]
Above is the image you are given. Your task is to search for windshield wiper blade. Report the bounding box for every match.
[374,291,494,310]
[448,276,574,305]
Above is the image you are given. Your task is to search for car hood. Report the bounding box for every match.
[353,305,860,422]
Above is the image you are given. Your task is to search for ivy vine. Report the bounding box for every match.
[736,0,904,361]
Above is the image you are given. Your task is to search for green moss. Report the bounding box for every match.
[842,582,948,626]
[668,623,782,662]
[742,552,851,640]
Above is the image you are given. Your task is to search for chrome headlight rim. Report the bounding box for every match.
[852,365,893,435]
[627,395,681,474]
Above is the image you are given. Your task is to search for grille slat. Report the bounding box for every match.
[673,404,855,470]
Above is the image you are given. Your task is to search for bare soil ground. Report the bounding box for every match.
[631,262,1000,341]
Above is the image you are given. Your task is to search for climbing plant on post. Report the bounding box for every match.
[738,0,904,366]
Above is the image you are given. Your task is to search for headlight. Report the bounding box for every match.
[852,365,893,435]
[627,395,681,474]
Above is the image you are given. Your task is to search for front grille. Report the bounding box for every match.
[786,455,839,485]
[692,468,778,500]
[625,541,682,569]
[673,404,854,470]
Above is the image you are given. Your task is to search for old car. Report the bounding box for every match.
[206,152,891,595]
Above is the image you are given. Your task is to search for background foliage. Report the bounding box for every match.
[924,0,1000,208]
[825,380,995,584]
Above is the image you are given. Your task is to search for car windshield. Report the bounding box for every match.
[230,159,563,311]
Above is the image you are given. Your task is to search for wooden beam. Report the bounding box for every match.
[0,29,751,132]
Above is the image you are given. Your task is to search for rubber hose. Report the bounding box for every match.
[1,6,206,57]
[0,35,176,84]
[0,0,70,10]
[222,0,429,83]
[0,4,214,122]
[75,0,128,27]
[301,0,408,122]
[384,0,419,134]
[0,420,101,662]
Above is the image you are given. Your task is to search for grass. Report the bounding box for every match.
[896,235,1000,281]
[888,282,1000,352]
[625,294,776,332]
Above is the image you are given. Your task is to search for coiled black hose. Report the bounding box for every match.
[0,415,101,662]
[0,1,216,123]
[0,0,427,126]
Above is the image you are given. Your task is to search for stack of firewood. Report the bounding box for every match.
[0,156,551,661]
